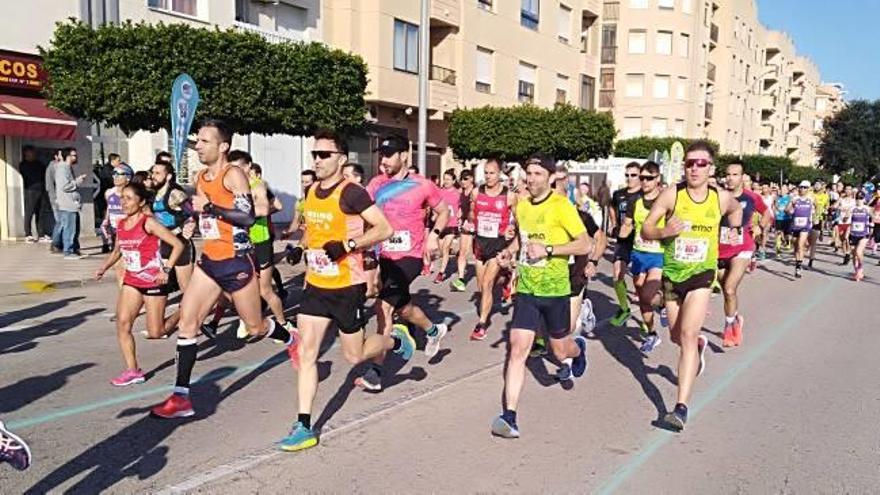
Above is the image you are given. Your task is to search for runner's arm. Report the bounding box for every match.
[144,217,184,269]
[618,200,637,239]
[95,241,122,279]
[719,190,744,227]
[251,181,270,217]
[641,188,676,241]
[199,166,254,228]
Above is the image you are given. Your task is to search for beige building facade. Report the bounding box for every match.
[815,82,845,133]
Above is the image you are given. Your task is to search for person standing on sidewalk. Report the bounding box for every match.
[20,146,52,243]
[54,147,86,259]
[45,149,63,252]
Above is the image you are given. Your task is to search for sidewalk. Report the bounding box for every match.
[0,239,108,296]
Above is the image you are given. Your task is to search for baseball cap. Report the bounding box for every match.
[524,153,556,175]
[799,180,811,188]
[114,163,134,178]
[374,135,410,155]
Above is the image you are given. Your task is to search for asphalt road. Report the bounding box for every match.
[1,242,878,494]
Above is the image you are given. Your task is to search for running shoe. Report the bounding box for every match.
[470,322,488,341]
[25,236,37,243]
[421,264,432,276]
[722,324,735,348]
[110,368,146,387]
[639,333,662,353]
[391,324,415,361]
[556,363,573,382]
[572,336,588,378]
[490,415,520,439]
[660,308,669,328]
[424,323,448,358]
[151,394,195,418]
[732,315,744,346]
[696,335,708,377]
[277,422,318,452]
[236,319,249,339]
[433,272,444,284]
[285,322,301,370]
[354,366,382,392]
[610,307,631,327]
[200,322,219,340]
[0,421,31,471]
[529,336,547,357]
[450,278,466,292]
[38,235,52,243]
[664,403,688,432]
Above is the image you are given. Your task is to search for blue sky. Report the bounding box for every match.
[758,0,880,101]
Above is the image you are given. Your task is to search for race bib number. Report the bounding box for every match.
[199,215,220,240]
[851,221,866,234]
[477,216,500,238]
[793,217,808,228]
[635,236,661,252]
[122,250,142,271]
[382,231,412,252]
[109,213,125,230]
[720,226,744,246]
[518,232,547,268]
[673,237,709,263]
[306,250,339,277]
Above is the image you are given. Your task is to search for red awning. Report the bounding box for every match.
[0,94,77,141]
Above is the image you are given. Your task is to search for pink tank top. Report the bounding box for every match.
[473,185,510,239]
[438,187,461,227]
[117,215,163,288]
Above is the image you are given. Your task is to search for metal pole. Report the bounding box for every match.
[417,0,429,175]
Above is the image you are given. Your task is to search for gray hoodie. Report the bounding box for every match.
[54,162,82,212]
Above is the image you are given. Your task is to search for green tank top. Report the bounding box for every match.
[249,177,271,244]
[633,196,664,254]
[663,183,721,283]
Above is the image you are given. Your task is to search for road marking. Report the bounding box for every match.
[593,278,840,495]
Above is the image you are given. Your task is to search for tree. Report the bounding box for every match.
[40,20,368,135]
[448,104,615,162]
[818,99,880,181]
[613,136,719,159]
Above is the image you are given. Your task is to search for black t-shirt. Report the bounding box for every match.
[611,188,641,241]
[313,180,374,215]
[20,160,47,190]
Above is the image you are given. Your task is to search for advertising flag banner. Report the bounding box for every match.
[170,74,200,175]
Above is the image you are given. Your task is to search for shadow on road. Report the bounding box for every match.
[0,308,103,355]
[0,363,96,414]
[0,296,84,328]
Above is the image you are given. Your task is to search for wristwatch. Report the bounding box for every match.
[346,239,358,251]
[545,245,554,256]
[162,265,172,274]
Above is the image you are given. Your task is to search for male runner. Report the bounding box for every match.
[277,130,402,451]
[359,135,450,391]
[787,181,815,279]
[848,192,872,281]
[282,170,317,239]
[0,421,30,470]
[469,157,517,341]
[640,141,742,431]
[342,163,364,184]
[491,153,591,438]
[435,169,461,283]
[774,185,793,254]
[150,119,296,418]
[717,162,771,347]
[619,161,665,353]
[808,181,830,268]
[609,162,643,326]
[451,169,476,291]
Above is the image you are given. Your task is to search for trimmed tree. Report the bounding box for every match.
[40,20,368,135]
[716,154,832,185]
[448,104,615,162]
[817,99,880,181]
[613,136,720,159]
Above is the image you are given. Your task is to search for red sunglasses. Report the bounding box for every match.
[684,158,712,169]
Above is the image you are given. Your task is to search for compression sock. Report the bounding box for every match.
[614,280,630,310]
[297,413,311,429]
[265,318,292,345]
[502,409,517,425]
[174,338,198,396]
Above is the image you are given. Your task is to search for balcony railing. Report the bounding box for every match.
[710,23,719,44]
[704,102,714,120]
[707,62,716,82]
[233,20,306,43]
[603,2,620,21]
[601,46,617,64]
[430,65,457,85]
[599,89,615,108]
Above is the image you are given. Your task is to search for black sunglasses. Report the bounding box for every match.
[311,150,344,160]
[640,175,658,181]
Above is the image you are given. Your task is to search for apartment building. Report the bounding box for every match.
[322,0,603,177]
[815,82,845,134]
[787,56,820,165]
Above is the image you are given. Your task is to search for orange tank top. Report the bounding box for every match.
[197,164,252,260]
[303,179,365,289]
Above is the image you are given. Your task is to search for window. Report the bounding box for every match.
[556,74,569,104]
[653,75,670,98]
[674,119,685,136]
[651,118,668,137]
[601,24,618,63]
[475,47,493,93]
[558,4,572,43]
[600,68,615,89]
[678,33,690,57]
[518,62,537,103]
[656,31,673,55]
[630,0,648,8]
[580,75,596,110]
[148,0,197,16]
[676,77,688,100]
[623,117,642,138]
[625,73,645,97]
[682,0,693,13]
[628,30,647,54]
[477,0,493,11]
[658,0,674,9]
[393,19,419,73]
[521,0,540,30]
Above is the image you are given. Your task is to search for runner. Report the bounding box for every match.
[95,181,184,386]
[491,153,591,438]
[757,183,776,261]
[609,162,643,327]
[786,181,815,279]
[149,119,297,419]
[343,163,380,297]
[871,191,880,263]
[640,141,742,431]
[0,421,31,471]
[848,192,872,281]
[469,157,517,341]
[451,169,475,291]
[808,181,830,268]
[251,163,288,301]
[618,161,665,353]
[774,185,793,254]
[99,163,133,287]
[838,186,856,265]
[277,130,401,452]
[359,134,450,391]
[434,169,461,284]
[717,162,771,347]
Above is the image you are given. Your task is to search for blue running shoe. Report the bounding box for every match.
[391,324,415,361]
[556,363,573,382]
[490,415,520,439]
[640,334,662,353]
[572,336,588,378]
[277,422,318,452]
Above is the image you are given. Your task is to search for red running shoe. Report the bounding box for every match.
[722,325,735,348]
[470,322,488,341]
[433,272,445,284]
[732,315,744,346]
[151,394,194,419]
[421,264,432,276]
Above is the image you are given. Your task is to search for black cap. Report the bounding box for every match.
[374,135,410,155]
[524,153,556,175]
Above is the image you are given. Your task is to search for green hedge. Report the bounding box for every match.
[41,20,368,135]
[716,154,833,184]
[613,136,719,159]
[448,104,615,162]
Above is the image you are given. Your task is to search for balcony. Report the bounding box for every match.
[602,1,620,21]
[430,65,457,85]
[707,62,716,83]
[790,85,805,100]
[789,110,801,125]
[233,20,306,43]
[601,46,617,64]
[704,102,714,120]
[761,94,777,109]
[710,23,719,46]
[786,135,799,150]
[431,0,460,27]
[429,65,457,112]
[599,89,615,108]
[760,125,774,140]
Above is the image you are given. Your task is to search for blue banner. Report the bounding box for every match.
[170,74,200,177]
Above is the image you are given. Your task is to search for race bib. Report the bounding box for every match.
[518,232,547,267]
[635,236,661,252]
[852,221,866,234]
[122,250,142,271]
[199,215,221,239]
[382,231,412,252]
[477,215,500,238]
[674,237,709,263]
[720,226,744,246]
[793,217,808,228]
[306,249,339,277]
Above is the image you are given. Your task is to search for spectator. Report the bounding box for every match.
[44,149,63,252]
[54,147,86,259]
[19,146,52,243]
[94,153,119,228]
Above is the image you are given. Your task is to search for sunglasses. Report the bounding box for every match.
[640,175,658,181]
[625,173,640,178]
[684,158,712,169]
[311,150,344,160]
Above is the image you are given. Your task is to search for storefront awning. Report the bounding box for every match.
[0,94,77,141]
